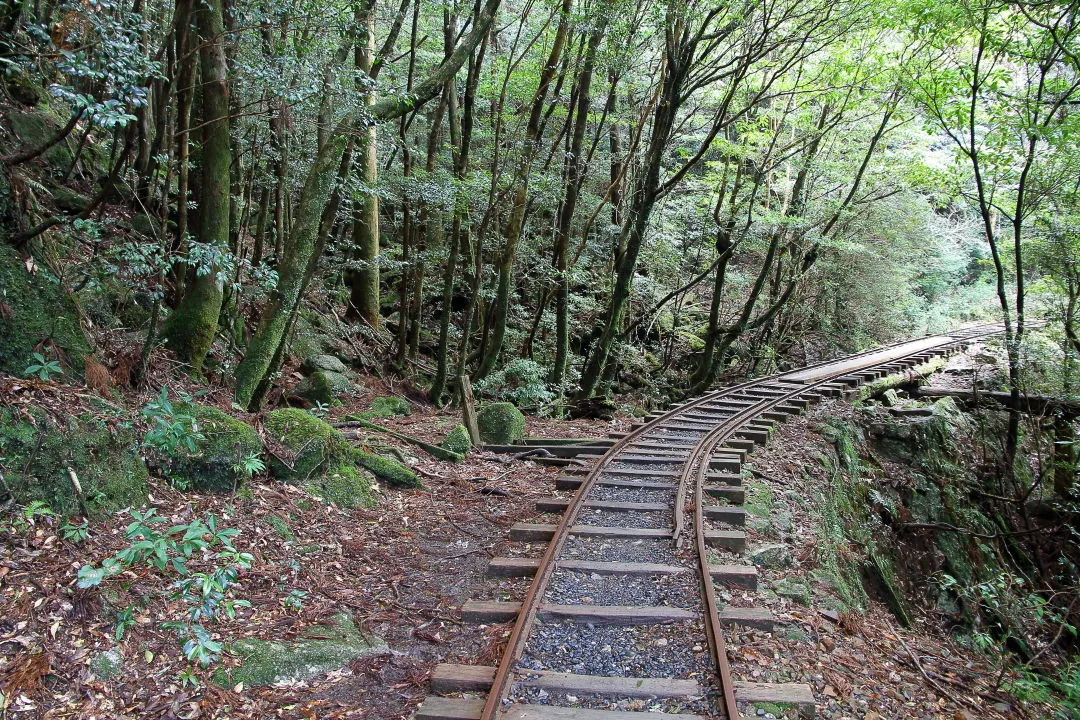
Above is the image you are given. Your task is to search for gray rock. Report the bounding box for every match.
[772,507,793,533]
[748,543,793,569]
[300,354,348,375]
[882,388,902,407]
[773,576,813,606]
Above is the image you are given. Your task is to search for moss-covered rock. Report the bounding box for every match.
[214,615,386,688]
[748,544,793,569]
[353,450,420,489]
[441,425,472,456]
[51,186,90,214]
[168,403,262,492]
[265,408,412,498]
[130,213,162,238]
[306,464,377,508]
[773,577,813,606]
[299,354,348,375]
[89,649,124,680]
[293,370,352,405]
[0,406,148,516]
[369,396,410,417]
[477,402,525,444]
[5,71,42,106]
[9,111,73,167]
[0,244,92,376]
[265,408,353,484]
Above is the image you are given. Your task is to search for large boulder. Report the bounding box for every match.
[0,244,92,376]
[293,370,352,405]
[264,409,420,502]
[168,403,262,492]
[0,406,148,516]
[299,354,348,375]
[477,402,526,445]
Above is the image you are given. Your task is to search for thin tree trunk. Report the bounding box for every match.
[552,21,603,387]
[475,0,572,378]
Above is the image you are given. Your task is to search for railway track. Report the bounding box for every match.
[417,324,1007,720]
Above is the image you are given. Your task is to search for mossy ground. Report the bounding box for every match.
[214,615,386,688]
[0,405,148,516]
[369,396,409,416]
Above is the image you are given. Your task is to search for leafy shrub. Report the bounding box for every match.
[474,359,554,408]
[77,508,252,668]
[141,388,204,457]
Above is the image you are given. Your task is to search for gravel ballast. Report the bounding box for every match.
[576,508,673,529]
[519,620,711,679]
[545,568,698,607]
[562,538,681,564]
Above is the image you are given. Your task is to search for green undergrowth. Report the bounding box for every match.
[815,417,909,621]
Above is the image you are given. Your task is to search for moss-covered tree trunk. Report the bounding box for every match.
[163,0,231,373]
[234,121,352,409]
[346,0,381,328]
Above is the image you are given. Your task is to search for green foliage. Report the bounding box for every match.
[6,500,57,532]
[76,508,252,668]
[23,352,62,381]
[61,519,89,543]
[474,360,554,408]
[141,388,203,457]
[1009,662,1080,720]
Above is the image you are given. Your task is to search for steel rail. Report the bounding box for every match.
[679,322,1009,720]
[477,322,1005,720]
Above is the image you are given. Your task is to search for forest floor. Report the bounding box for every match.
[0,369,1044,719]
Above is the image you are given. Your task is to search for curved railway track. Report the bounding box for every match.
[417,324,1007,720]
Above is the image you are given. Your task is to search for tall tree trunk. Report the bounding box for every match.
[552,21,602,387]
[235,0,501,407]
[577,19,688,399]
[163,0,231,373]
[346,0,382,327]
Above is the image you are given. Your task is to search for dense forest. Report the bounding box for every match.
[2,0,1080,716]
[1,0,1077,407]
